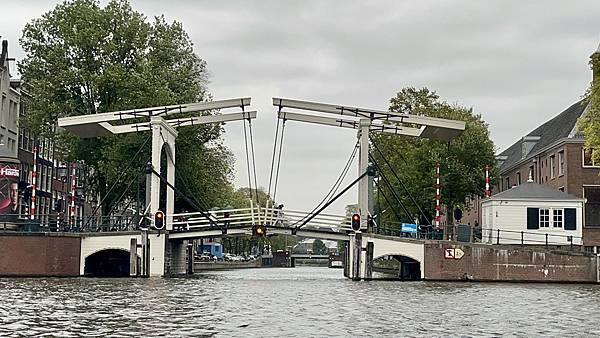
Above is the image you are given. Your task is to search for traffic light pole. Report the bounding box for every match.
[350,119,372,280]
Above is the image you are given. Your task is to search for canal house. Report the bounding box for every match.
[481,180,584,246]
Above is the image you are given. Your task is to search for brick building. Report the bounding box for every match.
[0,37,97,228]
[464,44,600,251]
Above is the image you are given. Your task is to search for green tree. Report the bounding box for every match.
[19,0,234,213]
[371,87,496,227]
[577,50,600,164]
[312,239,328,255]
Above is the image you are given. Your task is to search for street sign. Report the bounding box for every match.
[443,247,465,260]
[401,223,418,233]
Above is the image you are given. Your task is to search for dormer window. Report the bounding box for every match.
[521,136,541,158]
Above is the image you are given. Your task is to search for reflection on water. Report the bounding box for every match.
[1,267,600,337]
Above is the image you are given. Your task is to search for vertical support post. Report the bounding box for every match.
[165,144,175,232]
[145,162,152,218]
[130,238,138,277]
[497,229,500,245]
[187,242,194,275]
[149,116,178,231]
[149,118,163,218]
[545,233,549,248]
[141,230,148,277]
[353,232,362,281]
[365,241,374,281]
[343,241,349,278]
[145,231,151,277]
[31,147,37,220]
[485,165,491,198]
[70,163,76,228]
[521,231,524,245]
[358,119,370,232]
[435,163,441,230]
[353,119,371,281]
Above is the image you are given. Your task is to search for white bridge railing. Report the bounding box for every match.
[171,206,351,232]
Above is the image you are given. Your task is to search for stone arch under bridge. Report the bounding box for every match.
[368,236,425,279]
[80,233,166,276]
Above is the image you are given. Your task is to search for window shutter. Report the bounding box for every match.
[527,208,539,229]
[564,208,576,230]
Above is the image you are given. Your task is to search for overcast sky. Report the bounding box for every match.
[1,1,599,215]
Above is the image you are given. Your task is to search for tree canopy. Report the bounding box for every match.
[371,87,496,226]
[577,51,600,164]
[19,0,235,213]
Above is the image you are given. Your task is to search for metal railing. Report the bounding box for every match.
[171,206,350,233]
[372,223,583,251]
[0,213,141,233]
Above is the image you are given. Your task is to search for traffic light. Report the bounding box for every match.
[154,210,165,230]
[351,213,361,231]
[253,224,267,237]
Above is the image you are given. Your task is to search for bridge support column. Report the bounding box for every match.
[365,241,374,280]
[352,233,362,281]
[130,238,138,277]
[147,117,178,231]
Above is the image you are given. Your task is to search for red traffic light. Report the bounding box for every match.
[154,210,165,230]
[253,224,267,237]
[351,213,361,231]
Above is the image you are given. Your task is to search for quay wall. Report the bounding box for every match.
[0,234,81,277]
[424,242,599,283]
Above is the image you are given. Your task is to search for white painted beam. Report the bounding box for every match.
[58,97,251,137]
[274,97,466,141]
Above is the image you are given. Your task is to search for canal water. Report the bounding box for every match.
[1,267,600,337]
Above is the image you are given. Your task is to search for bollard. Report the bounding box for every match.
[497,229,500,245]
[521,231,524,245]
[545,234,548,249]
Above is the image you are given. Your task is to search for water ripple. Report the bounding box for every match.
[1,268,600,336]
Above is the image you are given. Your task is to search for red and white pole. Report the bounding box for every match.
[485,165,491,198]
[70,163,76,225]
[30,147,37,220]
[435,162,441,228]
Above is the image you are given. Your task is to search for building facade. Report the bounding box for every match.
[464,44,600,251]
[0,38,97,229]
[481,182,584,246]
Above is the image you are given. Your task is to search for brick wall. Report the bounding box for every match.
[0,234,81,276]
[424,242,598,282]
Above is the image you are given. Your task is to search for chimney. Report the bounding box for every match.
[0,40,7,66]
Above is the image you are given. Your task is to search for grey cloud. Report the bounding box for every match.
[1,0,599,213]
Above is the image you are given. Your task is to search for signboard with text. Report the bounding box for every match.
[0,161,20,217]
[443,247,465,260]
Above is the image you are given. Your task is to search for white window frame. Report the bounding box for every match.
[583,148,599,168]
[553,209,563,228]
[550,155,556,179]
[539,209,550,228]
[558,150,564,176]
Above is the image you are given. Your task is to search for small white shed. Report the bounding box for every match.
[481,182,584,245]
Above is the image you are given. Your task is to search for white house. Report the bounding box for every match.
[482,181,584,246]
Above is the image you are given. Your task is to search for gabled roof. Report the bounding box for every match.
[497,100,587,173]
[490,182,583,201]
